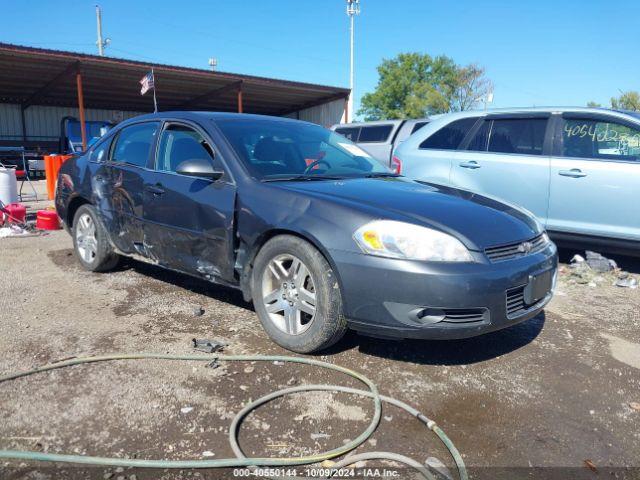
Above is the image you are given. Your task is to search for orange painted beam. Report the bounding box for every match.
[76,71,87,151]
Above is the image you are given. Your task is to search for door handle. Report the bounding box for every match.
[558,169,587,178]
[459,161,481,169]
[145,183,165,195]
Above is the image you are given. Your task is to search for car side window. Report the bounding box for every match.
[335,127,360,142]
[487,118,547,155]
[466,121,491,151]
[561,118,640,161]
[156,124,216,173]
[357,125,393,143]
[91,139,110,163]
[419,118,477,150]
[111,122,159,168]
[411,122,428,134]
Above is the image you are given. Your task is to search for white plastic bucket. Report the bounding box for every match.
[0,167,19,206]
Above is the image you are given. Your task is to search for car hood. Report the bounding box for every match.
[272,177,541,250]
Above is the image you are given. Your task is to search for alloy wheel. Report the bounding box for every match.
[261,254,317,335]
[75,213,98,264]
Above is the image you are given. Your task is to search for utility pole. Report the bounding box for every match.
[346,0,360,123]
[208,58,218,71]
[95,5,110,56]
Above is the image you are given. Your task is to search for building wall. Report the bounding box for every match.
[0,103,144,142]
[1,96,346,144]
[286,98,347,127]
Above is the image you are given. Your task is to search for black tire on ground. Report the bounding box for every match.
[251,235,348,353]
[72,204,120,272]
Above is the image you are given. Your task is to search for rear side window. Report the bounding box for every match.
[487,118,547,155]
[420,118,478,150]
[562,118,640,161]
[411,121,428,134]
[335,127,360,142]
[156,124,215,172]
[111,122,159,167]
[358,125,393,143]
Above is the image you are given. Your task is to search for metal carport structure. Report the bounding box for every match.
[0,43,350,150]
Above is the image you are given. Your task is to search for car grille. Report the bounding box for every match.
[485,234,547,262]
[441,308,488,324]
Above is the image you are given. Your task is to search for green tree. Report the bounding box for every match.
[610,91,640,111]
[586,101,601,108]
[357,53,492,120]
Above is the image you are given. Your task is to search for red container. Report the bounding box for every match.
[2,202,27,225]
[36,209,61,230]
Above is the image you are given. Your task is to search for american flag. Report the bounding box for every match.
[140,71,154,95]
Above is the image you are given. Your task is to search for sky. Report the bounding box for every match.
[2,0,640,117]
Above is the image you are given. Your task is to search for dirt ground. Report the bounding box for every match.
[1,184,639,479]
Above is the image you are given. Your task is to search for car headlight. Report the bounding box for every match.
[353,220,473,262]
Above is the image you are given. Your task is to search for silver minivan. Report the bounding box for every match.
[394,107,640,254]
[330,119,429,169]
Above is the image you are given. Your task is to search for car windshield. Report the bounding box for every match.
[215,117,390,180]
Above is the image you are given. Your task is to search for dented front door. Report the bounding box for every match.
[143,122,236,282]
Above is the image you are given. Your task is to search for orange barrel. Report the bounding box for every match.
[36,209,61,230]
[45,154,74,200]
[44,155,55,200]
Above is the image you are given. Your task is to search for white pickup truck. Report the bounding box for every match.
[330,118,429,171]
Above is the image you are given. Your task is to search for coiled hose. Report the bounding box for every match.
[0,353,467,480]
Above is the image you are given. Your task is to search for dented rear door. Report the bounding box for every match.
[104,121,160,255]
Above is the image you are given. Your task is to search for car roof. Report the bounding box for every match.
[115,111,315,128]
[428,106,640,123]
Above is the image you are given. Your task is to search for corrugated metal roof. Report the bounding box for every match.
[0,43,349,115]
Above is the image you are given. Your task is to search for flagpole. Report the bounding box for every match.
[151,68,158,113]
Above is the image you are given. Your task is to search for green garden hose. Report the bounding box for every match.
[0,353,467,480]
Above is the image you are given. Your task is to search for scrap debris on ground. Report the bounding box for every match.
[565,250,638,289]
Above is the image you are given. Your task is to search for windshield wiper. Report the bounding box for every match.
[261,175,345,182]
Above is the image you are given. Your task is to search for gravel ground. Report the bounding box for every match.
[1,189,639,479]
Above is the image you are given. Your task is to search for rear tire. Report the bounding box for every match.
[72,204,120,272]
[251,235,347,353]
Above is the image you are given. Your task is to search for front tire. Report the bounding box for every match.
[251,235,347,353]
[72,204,120,272]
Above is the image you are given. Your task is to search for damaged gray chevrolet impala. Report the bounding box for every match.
[56,112,558,353]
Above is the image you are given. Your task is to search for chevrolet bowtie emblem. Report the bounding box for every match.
[518,241,533,253]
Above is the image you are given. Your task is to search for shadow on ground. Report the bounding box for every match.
[117,256,252,310]
[326,312,545,365]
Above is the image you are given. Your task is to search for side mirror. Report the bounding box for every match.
[175,158,224,180]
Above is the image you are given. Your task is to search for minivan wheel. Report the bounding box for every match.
[72,204,120,272]
[251,235,347,353]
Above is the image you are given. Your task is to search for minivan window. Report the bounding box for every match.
[358,125,393,143]
[111,122,159,168]
[466,121,491,151]
[487,118,547,155]
[562,118,640,161]
[156,124,215,172]
[335,127,360,142]
[419,118,478,150]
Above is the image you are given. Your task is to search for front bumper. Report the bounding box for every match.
[330,243,558,340]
